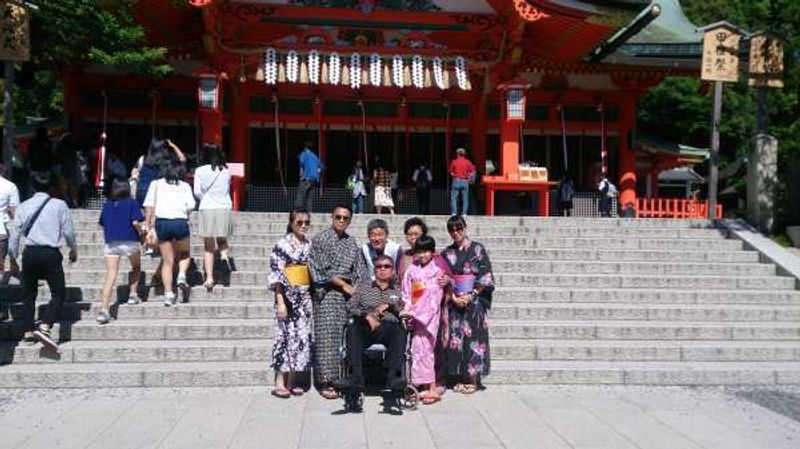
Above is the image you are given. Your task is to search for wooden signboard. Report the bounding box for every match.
[749,34,784,88]
[0,2,30,61]
[701,25,741,83]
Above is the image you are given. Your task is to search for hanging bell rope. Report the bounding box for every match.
[599,104,607,177]
[559,105,569,173]
[359,100,369,175]
[273,95,286,193]
[94,90,108,191]
[443,102,451,174]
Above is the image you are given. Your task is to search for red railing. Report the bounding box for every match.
[636,198,722,219]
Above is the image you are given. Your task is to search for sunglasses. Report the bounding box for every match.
[333,214,351,222]
[447,226,466,233]
[374,264,393,270]
[294,220,311,227]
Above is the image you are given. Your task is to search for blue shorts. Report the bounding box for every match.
[155,218,190,241]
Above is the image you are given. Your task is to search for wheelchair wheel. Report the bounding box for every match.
[399,385,419,410]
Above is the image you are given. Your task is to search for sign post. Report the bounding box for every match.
[1,1,30,169]
[700,22,743,220]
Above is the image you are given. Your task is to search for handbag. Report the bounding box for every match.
[144,183,159,249]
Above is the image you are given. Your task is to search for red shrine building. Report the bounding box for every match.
[63,0,711,216]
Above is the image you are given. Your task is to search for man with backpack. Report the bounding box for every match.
[557,177,574,217]
[598,176,617,217]
[411,163,432,215]
[9,177,77,349]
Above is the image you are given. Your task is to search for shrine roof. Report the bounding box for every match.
[639,131,709,164]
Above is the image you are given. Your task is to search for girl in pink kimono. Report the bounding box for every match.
[402,235,446,404]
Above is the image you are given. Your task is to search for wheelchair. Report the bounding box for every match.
[337,317,419,413]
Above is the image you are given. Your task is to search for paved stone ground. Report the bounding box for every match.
[1,386,799,449]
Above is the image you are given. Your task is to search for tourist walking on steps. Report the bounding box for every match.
[347,160,367,214]
[402,234,446,405]
[143,147,196,306]
[309,203,367,399]
[448,148,475,217]
[372,160,394,214]
[96,179,145,324]
[0,164,20,277]
[441,215,494,394]
[193,143,233,292]
[294,142,322,211]
[598,176,616,218]
[412,163,432,215]
[135,138,187,209]
[9,177,77,350]
[269,208,314,398]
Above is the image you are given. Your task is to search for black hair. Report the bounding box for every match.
[446,215,467,232]
[403,217,428,236]
[414,235,435,254]
[144,138,169,167]
[110,178,131,200]
[201,143,228,170]
[331,202,353,216]
[158,154,187,185]
[286,208,310,234]
[367,218,389,235]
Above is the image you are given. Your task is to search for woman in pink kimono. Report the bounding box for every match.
[402,235,446,404]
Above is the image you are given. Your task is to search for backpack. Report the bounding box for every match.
[415,169,430,189]
[559,181,574,202]
[345,174,357,191]
[606,182,617,198]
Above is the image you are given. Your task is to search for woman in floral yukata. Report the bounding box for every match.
[268,208,314,398]
[441,215,494,394]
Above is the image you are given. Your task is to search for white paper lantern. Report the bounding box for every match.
[308,50,320,84]
[411,55,424,89]
[287,50,299,83]
[454,56,469,90]
[328,52,341,85]
[350,53,362,89]
[392,55,404,87]
[264,48,278,85]
[369,53,382,87]
[433,57,446,89]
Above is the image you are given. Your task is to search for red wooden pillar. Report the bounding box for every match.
[618,90,638,212]
[229,82,249,211]
[470,95,487,173]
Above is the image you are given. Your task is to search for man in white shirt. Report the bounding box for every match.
[0,164,20,275]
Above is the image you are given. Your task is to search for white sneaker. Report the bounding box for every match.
[163,293,175,307]
[126,294,141,305]
[96,310,112,325]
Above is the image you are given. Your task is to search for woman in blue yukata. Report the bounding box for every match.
[440,215,494,395]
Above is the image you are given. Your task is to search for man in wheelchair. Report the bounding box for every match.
[335,255,409,404]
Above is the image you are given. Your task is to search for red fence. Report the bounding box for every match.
[636,198,722,219]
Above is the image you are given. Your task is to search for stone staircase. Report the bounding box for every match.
[1,210,799,388]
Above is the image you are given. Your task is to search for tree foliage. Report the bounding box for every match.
[10,0,171,122]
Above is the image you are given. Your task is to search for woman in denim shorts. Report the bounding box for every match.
[143,144,196,306]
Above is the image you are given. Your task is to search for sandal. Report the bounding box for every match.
[422,393,441,405]
[320,387,339,400]
[271,387,291,399]
[460,384,478,395]
[203,280,215,292]
[453,383,466,393]
[290,386,304,396]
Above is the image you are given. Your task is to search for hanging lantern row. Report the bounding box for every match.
[261,48,471,90]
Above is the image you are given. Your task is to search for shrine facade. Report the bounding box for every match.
[63,0,709,214]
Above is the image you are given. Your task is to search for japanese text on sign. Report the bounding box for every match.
[701,26,740,82]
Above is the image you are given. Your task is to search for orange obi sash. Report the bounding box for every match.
[284,264,311,287]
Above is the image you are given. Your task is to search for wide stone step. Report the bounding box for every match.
[19,301,800,323]
[72,226,731,241]
[29,285,800,305]
[3,319,799,342]
[492,273,795,290]
[65,258,776,277]
[69,237,743,253]
[0,359,797,387]
[6,338,800,366]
